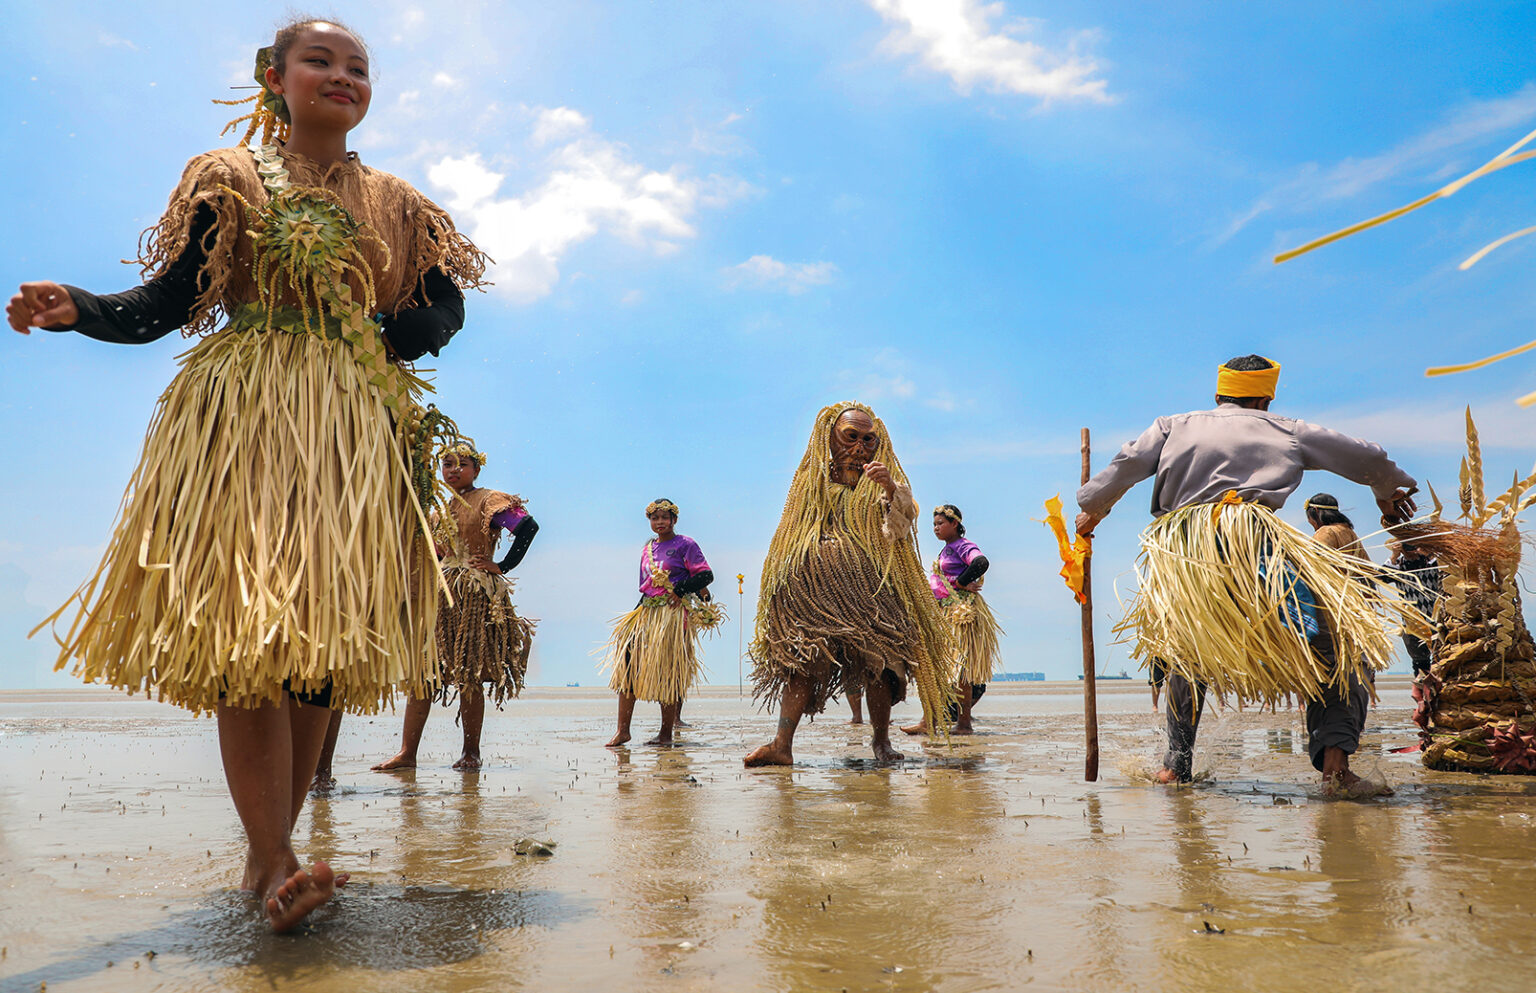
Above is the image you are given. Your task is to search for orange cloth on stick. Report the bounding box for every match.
[1044,495,1091,605]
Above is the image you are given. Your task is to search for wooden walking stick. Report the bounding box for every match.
[1080,428,1100,782]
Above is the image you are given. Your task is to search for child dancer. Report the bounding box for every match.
[373,441,538,772]
[602,499,720,746]
[8,17,486,930]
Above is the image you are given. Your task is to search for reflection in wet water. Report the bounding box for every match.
[0,885,579,991]
[4,684,1536,992]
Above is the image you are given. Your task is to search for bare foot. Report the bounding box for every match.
[673,719,691,729]
[871,740,905,763]
[645,732,675,746]
[309,773,336,794]
[452,753,482,771]
[1324,770,1394,798]
[900,722,929,736]
[371,751,417,771]
[1154,767,1184,785]
[744,741,793,767]
[848,717,864,725]
[266,861,336,933]
[951,722,975,736]
[605,730,632,748]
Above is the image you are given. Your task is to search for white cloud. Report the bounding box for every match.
[868,0,1109,103]
[426,108,754,303]
[722,255,838,294]
[1219,85,1536,244]
[531,107,589,146]
[97,32,136,49]
[431,72,461,89]
[620,289,644,306]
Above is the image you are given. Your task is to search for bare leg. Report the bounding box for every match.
[848,689,864,725]
[220,698,337,932]
[606,693,636,748]
[647,700,679,745]
[372,697,431,771]
[745,676,811,766]
[673,699,690,729]
[864,675,904,762]
[309,710,344,793]
[952,678,975,735]
[453,689,485,770]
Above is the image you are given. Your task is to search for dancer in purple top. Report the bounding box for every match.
[602,499,721,746]
[904,505,1002,736]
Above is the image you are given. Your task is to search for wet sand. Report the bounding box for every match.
[3,679,1535,992]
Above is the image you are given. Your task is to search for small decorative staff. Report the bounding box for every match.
[1079,429,1099,782]
[1042,431,1097,782]
[737,573,746,698]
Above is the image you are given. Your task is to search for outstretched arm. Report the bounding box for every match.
[1075,418,1170,533]
[1296,421,1417,522]
[9,205,215,342]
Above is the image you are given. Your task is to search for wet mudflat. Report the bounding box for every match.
[3,680,1534,992]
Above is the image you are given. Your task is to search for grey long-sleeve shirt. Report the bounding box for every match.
[1076,404,1416,520]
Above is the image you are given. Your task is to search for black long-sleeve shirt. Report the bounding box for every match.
[956,555,989,588]
[50,204,465,360]
[497,517,539,575]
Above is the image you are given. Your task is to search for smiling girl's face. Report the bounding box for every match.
[265,23,373,135]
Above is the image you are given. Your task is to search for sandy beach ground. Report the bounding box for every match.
[3,678,1535,992]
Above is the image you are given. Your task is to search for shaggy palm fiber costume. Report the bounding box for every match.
[434,485,536,709]
[602,505,722,704]
[749,402,955,724]
[39,134,488,714]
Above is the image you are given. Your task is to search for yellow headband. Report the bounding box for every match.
[1216,361,1280,399]
[646,499,679,518]
[442,442,486,467]
[933,504,962,522]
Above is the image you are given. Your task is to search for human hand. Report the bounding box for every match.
[960,579,984,592]
[7,282,77,334]
[1376,488,1417,525]
[863,461,897,495]
[468,554,501,575]
[1075,511,1101,537]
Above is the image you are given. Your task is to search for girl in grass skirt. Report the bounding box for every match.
[602,499,720,746]
[920,505,1001,735]
[7,18,486,931]
[373,442,538,772]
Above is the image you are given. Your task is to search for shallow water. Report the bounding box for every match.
[3,681,1534,992]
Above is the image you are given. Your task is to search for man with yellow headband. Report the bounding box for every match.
[1075,354,1418,793]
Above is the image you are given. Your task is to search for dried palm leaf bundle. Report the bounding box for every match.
[748,402,956,731]
[1118,499,1422,708]
[1275,127,1536,406]
[1399,418,1536,772]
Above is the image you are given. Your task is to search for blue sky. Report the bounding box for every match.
[5,0,1536,690]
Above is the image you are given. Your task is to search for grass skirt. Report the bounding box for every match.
[750,538,918,715]
[41,328,443,714]
[943,591,1003,685]
[1119,501,1412,706]
[602,597,705,704]
[436,564,534,708]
